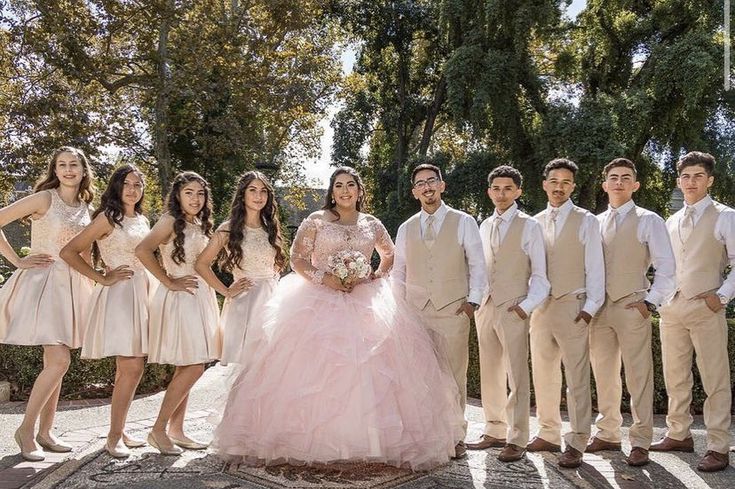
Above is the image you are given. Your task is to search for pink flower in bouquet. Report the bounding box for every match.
[327,250,371,286]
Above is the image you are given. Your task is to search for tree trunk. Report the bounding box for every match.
[154,0,174,193]
[418,74,446,156]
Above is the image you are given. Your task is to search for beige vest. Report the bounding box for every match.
[405,209,469,310]
[487,212,532,305]
[670,202,729,299]
[536,205,586,298]
[603,206,651,302]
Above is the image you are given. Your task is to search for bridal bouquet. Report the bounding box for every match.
[327,250,371,286]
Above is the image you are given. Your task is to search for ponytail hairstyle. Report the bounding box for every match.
[34,146,95,204]
[164,171,213,265]
[219,171,287,273]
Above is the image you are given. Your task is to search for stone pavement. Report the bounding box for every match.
[0,364,733,488]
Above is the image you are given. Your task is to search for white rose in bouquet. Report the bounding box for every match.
[327,250,371,286]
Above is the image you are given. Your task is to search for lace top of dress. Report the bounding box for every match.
[30,189,92,257]
[159,221,209,277]
[231,226,277,280]
[98,215,150,270]
[290,215,394,274]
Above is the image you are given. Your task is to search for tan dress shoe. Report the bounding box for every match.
[147,432,183,456]
[36,433,73,453]
[697,450,729,472]
[14,430,44,462]
[527,436,561,452]
[649,436,694,452]
[452,442,467,459]
[626,447,649,466]
[466,434,506,450]
[497,444,525,462]
[169,435,209,450]
[558,446,583,468]
[586,436,621,453]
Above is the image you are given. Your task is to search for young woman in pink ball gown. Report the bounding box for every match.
[212,167,464,471]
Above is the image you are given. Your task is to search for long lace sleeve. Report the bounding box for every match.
[373,220,395,277]
[290,218,324,284]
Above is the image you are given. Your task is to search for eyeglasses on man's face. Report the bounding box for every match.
[413,177,441,190]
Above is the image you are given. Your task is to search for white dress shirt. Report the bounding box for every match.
[479,202,550,314]
[597,200,676,306]
[393,201,488,305]
[545,199,605,316]
[667,195,735,301]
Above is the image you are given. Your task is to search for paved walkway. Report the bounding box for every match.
[0,365,733,488]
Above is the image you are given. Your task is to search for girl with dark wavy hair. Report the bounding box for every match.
[0,147,94,461]
[135,171,220,455]
[61,164,153,458]
[195,170,286,365]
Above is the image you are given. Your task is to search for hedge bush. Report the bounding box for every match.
[468,317,735,415]
[0,345,173,401]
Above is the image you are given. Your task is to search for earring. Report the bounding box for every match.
[331,198,335,204]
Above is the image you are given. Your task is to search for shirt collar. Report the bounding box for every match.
[683,195,712,216]
[494,201,518,223]
[547,198,574,216]
[421,200,447,223]
[608,199,635,217]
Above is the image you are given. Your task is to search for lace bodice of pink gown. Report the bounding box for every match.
[98,215,149,270]
[290,215,394,280]
[31,189,91,256]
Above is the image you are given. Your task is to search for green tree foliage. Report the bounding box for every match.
[1,0,341,215]
[332,0,734,225]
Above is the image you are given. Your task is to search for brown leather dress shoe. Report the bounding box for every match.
[626,447,649,466]
[586,436,621,453]
[558,446,583,468]
[649,436,694,452]
[497,444,526,462]
[527,436,561,452]
[452,441,467,459]
[696,450,729,472]
[466,434,506,450]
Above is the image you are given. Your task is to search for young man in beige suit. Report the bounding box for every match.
[392,163,487,458]
[528,158,605,468]
[649,151,734,472]
[588,158,676,467]
[465,166,549,462]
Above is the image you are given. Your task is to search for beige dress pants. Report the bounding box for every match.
[589,291,654,449]
[659,293,731,454]
[475,296,530,447]
[418,298,471,434]
[530,294,592,453]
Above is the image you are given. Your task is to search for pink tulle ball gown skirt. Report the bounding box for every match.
[212,273,465,471]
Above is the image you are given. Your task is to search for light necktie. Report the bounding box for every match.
[490,217,501,255]
[679,206,695,243]
[547,208,559,246]
[603,209,617,245]
[424,214,436,248]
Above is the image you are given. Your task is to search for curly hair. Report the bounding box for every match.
[34,146,95,203]
[165,171,213,265]
[322,166,367,220]
[219,171,287,273]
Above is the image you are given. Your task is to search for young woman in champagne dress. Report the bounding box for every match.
[196,171,286,366]
[135,171,221,455]
[0,147,94,461]
[213,167,464,471]
[61,164,154,458]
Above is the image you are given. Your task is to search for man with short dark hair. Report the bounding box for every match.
[588,158,676,467]
[465,165,549,463]
[649,151,734,472]
[528,158,605,468]
[393,163,487,458]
